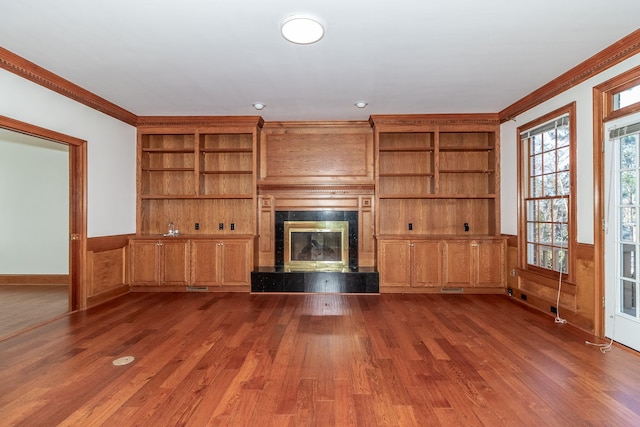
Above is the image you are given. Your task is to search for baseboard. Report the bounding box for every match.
[0,274,69,285]
[86,284,129,308]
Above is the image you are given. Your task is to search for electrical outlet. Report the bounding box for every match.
[230,223,235,231]
[550,306,558,314]
[507,288,513,296]
[408,223,413,231]
[218,223,224,230]
[521,294,527,301]
[464,222,469,232]
[194,222,200,230]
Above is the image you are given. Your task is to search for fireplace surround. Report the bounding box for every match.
[251,210,379,293]
[276,210,358,271]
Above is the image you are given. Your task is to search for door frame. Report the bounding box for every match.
[603,113,640,349]
[594,66,640,337]
[0,115,87,311]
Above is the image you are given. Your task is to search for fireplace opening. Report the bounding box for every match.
[285,221,349,272]
[275,211,358,271]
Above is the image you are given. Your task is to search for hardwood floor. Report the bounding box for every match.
[1,292,639,426]
[0,284,68,340]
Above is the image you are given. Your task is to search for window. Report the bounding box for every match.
[519,104,575,278]
[613,82,640,111]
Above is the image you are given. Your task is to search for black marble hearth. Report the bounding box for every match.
[251,267,379,293]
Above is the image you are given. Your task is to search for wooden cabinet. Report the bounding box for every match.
[191,238,253,287]
[443,239,506,288]
[379,237,505,290]
[130,239,190,286]
[130,237,252,289]
[378,239,441,288]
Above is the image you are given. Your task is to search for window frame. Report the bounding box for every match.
[518,103,577,282]
[604,70,640,122]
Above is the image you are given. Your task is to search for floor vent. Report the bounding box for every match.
[186,286,209,292]
[441,287,464,293]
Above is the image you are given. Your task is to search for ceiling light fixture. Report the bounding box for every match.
[252,102,265,110]
[354,101,368,109]
[281,15,324,44]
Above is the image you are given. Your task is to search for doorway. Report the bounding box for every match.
[0,115,86,339]
[604,112,640,352]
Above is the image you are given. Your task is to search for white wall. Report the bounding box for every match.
[0,68,137,238]
[0,132,69,273]
[501,53,640,244]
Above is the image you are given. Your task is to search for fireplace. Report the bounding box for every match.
[251,210,378,293]
[284,220,349,272]
[275,210,358,271]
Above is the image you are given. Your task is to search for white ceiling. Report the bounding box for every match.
[1,0,639,121]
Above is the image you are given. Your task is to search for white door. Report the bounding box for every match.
[605,112,640,351]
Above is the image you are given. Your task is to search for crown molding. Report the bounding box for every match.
[499,28,640,122]
[0,46,138,126]
[369,114,500,128]
[136,115,264,129]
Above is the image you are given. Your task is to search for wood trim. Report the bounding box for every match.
[0,275,69,285]
[598,65,640,122]
[591,67,640,337]
[516,102,577,283]
[502,233,518,247]
[257,184,375,194]
[0,115,85,146]
[0,114,87,312]
[86,284,129,308]
[0,47,137,126]
[593,83,606,337]
[500,28,640,122]
[87,234,132,252]
[370,114,500,127]
[136,116,264,128]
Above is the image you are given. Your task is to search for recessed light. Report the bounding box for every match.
[281,15,324,44]
[253,102,265,110]
[354,101,368,109]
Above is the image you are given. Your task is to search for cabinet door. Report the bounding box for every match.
[443,241,473,287]
[190,240,221,286]
[130,240,159,285]
[219,239,252,286]
[378,240,411,287]
[160,240,190,286]
[475,240,505,288]
[412,240,441,287]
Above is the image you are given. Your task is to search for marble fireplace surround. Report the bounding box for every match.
[275,210,359,272]
[251,209,379,293]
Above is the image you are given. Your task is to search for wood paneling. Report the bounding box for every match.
[86,234,130,307]
[260,122,374,185]
[2,292,639,425]
[507,230,596,333]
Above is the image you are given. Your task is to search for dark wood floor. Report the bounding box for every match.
[0,284,68,340]
[1,292,639,426]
